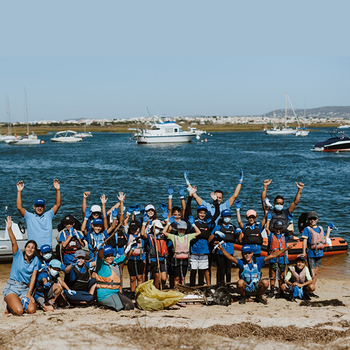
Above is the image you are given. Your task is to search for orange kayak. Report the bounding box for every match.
[233,236,348,261]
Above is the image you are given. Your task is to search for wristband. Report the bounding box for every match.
[168,195,173,199]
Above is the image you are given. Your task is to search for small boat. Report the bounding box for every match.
[133,119,196,144]
[337,124,350,129]
[0,222,59,262]
[74,132,92,138]
[0,95,16,142]
[51,130,83,143]
[312,130,350,152]
[233,236,348,261]
[295,127,309,137]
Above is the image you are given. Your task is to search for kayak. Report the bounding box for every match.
[233,236,348,261]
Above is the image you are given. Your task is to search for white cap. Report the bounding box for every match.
[91,205,102,213]
[145,204,155,212]
[153,219,164,229]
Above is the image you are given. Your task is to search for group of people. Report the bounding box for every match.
[3,171,333,315]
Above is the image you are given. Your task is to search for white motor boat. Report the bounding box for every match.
[264,126,296,135]
[295,127,309,137]
[133,121,196,144]
[337,124,350,129]
[0,222,59,262]
[74,132,92,138]
[0,134,18,143]
[8,133,41,145]
[51,130,83,143]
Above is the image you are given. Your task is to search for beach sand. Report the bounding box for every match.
[1,266,350,350]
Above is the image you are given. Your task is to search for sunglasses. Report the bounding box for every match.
[247,216,256,219]
[308,217,318,221]
[92,212,101,216]
[275,202,284,205]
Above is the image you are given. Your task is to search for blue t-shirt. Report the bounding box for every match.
[9,249,40,284]
[302,226,325,258]
[236,256,265,275]
[202,199,230,225]
[96,255,126,301]
[88,230,107,261]
[59,229,85,265]
[268,232,289,264]
[24,209,55,248]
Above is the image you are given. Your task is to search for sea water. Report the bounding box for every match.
[0,129,349,276]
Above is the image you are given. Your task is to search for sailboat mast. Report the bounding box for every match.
[285,93,288,127]
[6,95,11,135]
[24,87,29,135]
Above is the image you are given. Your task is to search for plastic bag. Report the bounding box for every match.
[135,280,184,311]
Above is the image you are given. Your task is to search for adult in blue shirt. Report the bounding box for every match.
[3,216,40,315]
[187,169,243,224]
[16,179,61,250]
[217,241,297,305]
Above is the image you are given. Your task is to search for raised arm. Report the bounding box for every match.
[288,182,304,213]
[228,169,243,206]
[261,179,272,212]
[178,186,186,218]
[217,242,238,264]
[100,194,108,230]
[235,200,244,229]
[184,187,196,220]
[6,216,18,254]
[117,192,125,227]
[210,192,220,224]
[52,179,61,215]
[265,242,297,263]
[82,191,90,218]
[16,181,25,218]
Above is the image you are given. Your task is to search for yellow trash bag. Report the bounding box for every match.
[135,280,184,311]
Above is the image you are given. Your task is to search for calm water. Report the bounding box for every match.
[1,129,349,273]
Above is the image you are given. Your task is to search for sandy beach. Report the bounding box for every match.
[1,265,350,350]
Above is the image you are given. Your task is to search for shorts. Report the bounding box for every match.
[269,262,287,273]
[35,285,56,307]
[190,254,209,270]
[127,259,145,277]
[171,259,188,278]
[308,257,322,270]
[150,260,166,275]
[3,279,29,299]
[100,292,134,312]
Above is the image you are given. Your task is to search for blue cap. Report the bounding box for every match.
[34,198,45,206]
[103,245,115,256]
[221,209,232,217]
[274,220,284,229]
[92,218,103,225]
[40,244,52,253]
[197,205,208,212]
[49,259,62,269]
[242,245,253,253]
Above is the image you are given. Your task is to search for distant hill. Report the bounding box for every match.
[263,106,350,119]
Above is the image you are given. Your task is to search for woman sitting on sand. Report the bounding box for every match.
[3,216,40,315]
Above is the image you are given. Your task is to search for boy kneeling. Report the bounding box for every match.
[281,254,315,301]
[217,241,297,305]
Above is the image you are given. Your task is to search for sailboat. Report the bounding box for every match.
[8,88,41,145]
[264,94,296,135]
[74,122,92,138]
[0,96,17,142]
[291,97,309,137]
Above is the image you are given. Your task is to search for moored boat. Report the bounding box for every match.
[51,130,83,143]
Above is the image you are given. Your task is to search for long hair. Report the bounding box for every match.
[23,240,38,258]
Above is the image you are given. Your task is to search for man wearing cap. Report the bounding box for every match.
[302,211,331,291]
[187,169,243,224]
[217,241,297,304]
[64,250,96,305]
[281,254,315,301]
[16,179,61,250]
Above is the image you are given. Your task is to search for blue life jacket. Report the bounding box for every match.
[239,259,261,284]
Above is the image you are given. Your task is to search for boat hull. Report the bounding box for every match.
[136,134,195,144]
[51,138,82,143]
[233,236,348,261]
[8,139,41,145]
[265,129,295,135]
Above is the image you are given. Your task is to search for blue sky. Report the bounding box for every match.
[0,0,349,121]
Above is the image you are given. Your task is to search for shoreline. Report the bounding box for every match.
[0,123,341,135]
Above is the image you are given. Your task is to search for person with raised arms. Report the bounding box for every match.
[261,179,304,234]
[16,179,61,250]
[82,191,108,234]
[3,216,40,315]
[217,240,297,305]
[184,169,243,224]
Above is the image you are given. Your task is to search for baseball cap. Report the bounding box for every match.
[246,209,257,217]
[129,220,141,232]
[274,220,284,229]
[197,205,208,212]
[49,259,62,269]
[242,245,253,253]
[177,220,187,230]
[103,245,115,256]
[34,198,45,206]
[296,254,307,262]
[92,218,103,225]
[308,211,319,219]
[74,249,86,259]
[145,204,155,212]
[221,209,232,217]
[40,244,52,253]
[64,215,75,224]
[90,205,102,213]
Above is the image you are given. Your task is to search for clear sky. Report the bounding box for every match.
[1,0,349,122]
